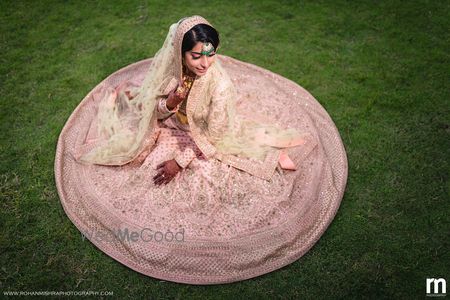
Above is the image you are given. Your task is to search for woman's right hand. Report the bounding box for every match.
[165,84,187,110]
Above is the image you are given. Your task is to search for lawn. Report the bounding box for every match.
[1,0,449,298]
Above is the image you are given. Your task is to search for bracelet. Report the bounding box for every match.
[159,97,178,114]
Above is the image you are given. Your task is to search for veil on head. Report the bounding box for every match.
[78,15,309,171]
[78,16,212,165]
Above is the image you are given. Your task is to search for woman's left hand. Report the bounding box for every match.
[153,159,182,185]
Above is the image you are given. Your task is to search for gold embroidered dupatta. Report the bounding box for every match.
[78,16,313,180]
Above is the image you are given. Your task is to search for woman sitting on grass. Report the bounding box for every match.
[78,15,312,184]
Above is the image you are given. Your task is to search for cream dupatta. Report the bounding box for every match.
[77,16,315,180]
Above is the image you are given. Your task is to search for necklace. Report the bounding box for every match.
[182,74,195,90]
[176,66,195,124]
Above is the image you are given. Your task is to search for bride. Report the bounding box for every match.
[55,15,347,284]
[77,15,314,183]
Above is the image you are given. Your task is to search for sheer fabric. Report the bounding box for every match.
[55,20,348,283]
[77,15,314,180]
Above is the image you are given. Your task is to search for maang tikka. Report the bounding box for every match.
[201,42,215,55]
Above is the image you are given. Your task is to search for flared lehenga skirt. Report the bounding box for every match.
[54,55,348,284]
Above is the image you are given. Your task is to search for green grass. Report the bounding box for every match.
[1,0,449,298]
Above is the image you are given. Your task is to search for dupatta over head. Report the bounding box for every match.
[78,15,314,180]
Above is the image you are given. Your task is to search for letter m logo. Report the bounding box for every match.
[426,278,447,296]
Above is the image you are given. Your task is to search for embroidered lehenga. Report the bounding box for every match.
[55,16,348,284]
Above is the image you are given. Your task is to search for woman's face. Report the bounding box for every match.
[183,41,216,77]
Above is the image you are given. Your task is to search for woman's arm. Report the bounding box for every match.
[156,96,178,120]
[205,80,233,145]
[156,85,189,121]
[174,148,197,168]
[186,78,235,160]
[154,76,184,119]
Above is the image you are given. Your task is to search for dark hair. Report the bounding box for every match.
[181,24,220,54]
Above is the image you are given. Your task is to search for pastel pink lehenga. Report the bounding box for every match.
[55,16,348,284]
